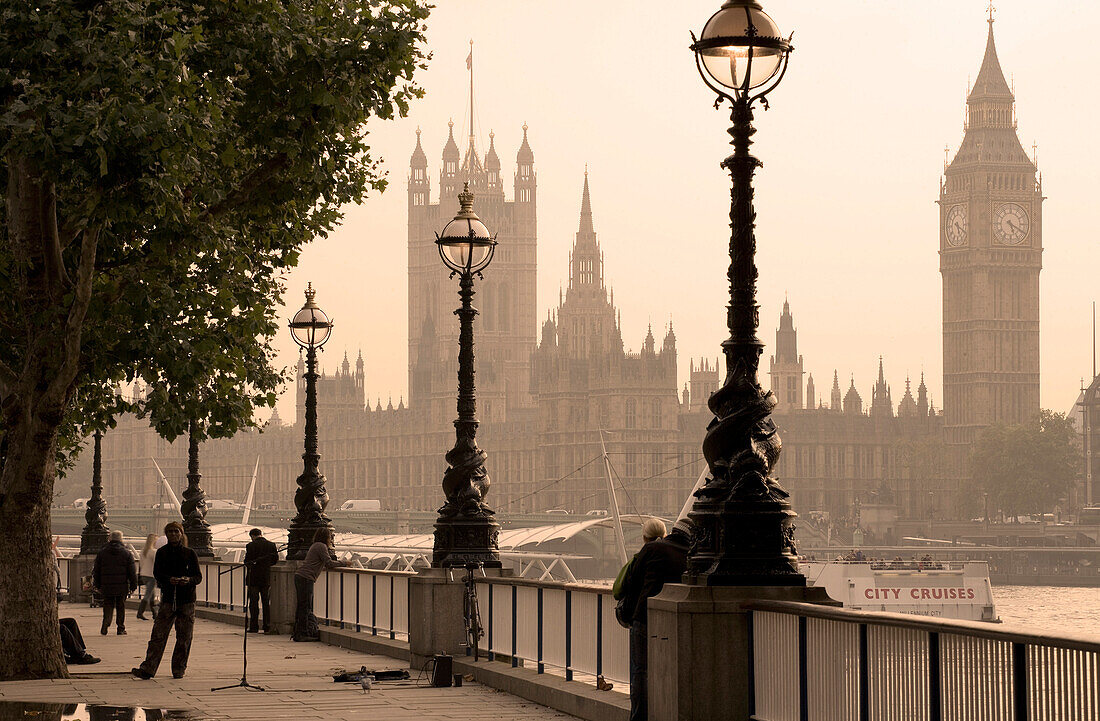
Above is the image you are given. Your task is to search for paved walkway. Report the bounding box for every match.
[0,602,578,721]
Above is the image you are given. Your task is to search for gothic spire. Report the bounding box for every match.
[969,10,1012,101]
[579,166,594,234]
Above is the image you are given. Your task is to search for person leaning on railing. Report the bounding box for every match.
[618,518,693,721]
[292,528,348,642]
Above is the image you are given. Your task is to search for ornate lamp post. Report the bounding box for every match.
[684,1,803,586]
[286,283,335,560]
[432,183,502,568]
[79,430,109,555]
[181,419,214,556]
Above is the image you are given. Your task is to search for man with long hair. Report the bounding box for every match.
[132,521,202,679]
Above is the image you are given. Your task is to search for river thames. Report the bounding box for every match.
[993,585,1100,637]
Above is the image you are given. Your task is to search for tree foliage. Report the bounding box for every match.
[969,411,1080,520]
[0,0,428,679]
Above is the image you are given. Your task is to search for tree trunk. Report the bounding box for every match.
[0,157,97,679]
[0,411,68,679]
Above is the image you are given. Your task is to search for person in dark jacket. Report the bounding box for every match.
[620,518,692,721]
[292,528,346,641]
[132,521,202,680]
[243,528,280,633]
[92,530,138,635]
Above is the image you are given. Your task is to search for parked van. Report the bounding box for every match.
[339,499,382,511]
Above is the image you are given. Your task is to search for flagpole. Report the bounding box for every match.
[468,40,475,168]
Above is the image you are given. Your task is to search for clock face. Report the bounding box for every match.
[945,205,968,247]
[993,203,1030,245]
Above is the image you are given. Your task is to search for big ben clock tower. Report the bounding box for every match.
[940,11,1043,446]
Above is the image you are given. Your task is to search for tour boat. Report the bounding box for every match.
[799,559,999,622]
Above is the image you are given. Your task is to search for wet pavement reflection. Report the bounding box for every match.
[0,703,216,721]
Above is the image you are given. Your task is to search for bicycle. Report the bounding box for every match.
[461,562,484,660]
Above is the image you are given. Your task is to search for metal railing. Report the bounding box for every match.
[193,561,412,641]
[748,600,1100,721]
[473,575,630,686]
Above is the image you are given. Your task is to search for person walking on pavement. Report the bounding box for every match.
[619,518,693,721]
[244,528,280,633]
[132,521,202,679]
[292,528,346,641]
[136,534,158,620]
[93,530,138,635]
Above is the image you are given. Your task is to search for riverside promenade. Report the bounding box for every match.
[0,602,579,721]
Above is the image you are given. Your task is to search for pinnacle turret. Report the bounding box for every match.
[410,127,427,168]
[485,131,500,171]
[517,123,533,165]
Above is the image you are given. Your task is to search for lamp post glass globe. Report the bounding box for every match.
[694,0,790,95]
[437,183,496,274]
[289,283,333,348]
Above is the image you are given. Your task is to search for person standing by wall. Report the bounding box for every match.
[132,521,202,680]
[93,530,138,635]
[620,518,693,721]
[136,534,158,620]
[292,528,346,642]
[244,528,279,633]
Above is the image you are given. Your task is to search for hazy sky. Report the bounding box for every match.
[271,0,1100,422]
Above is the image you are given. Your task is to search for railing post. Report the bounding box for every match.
[859,623,870,721]
[339,573,345,629]
[487,582,495,661]
[512,585,519,668]
[596,593,603,679]
[355,574,361,632]
[371,574,377,635]
[389,575,395,640]
[747,610,756,718]
[798,615,809,721]
[536,587,544,674]
[1013,642,1028,721]
[929,632,942,721]
[565,589,573,682]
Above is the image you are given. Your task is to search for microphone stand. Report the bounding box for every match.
[211,544,284,693]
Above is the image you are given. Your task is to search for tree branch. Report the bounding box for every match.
[43,226,100,406]
[200,153,289,220]
[40,179,72,293]
[0,361,17,400]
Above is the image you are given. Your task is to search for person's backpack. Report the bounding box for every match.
[612,556,637,628]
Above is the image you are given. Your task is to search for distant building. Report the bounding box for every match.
[99,18,1049,525]
[940,15,1042,446]
[1072,374,1100,510]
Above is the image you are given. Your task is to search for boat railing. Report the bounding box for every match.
[747,599,1100,721]
[803,559,973,572]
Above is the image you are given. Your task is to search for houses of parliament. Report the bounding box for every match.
[102,18,1068,525]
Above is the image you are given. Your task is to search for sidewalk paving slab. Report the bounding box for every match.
[0,603,578,721]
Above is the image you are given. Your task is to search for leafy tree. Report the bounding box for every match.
[0,0,427,679]
[969,411,1080,521]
